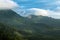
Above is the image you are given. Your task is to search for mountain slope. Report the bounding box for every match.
[0,10,60,33]
[0,10,60,40]
[28,15,60,28]
[0,10,25,26]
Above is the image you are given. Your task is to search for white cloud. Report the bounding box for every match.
[0,0,18,9]
[12,6,60,19]
[28,8,49,16]
[26,8,60,19]
[48,11,60,19]
[12,8,49,17]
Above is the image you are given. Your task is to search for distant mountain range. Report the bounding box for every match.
[0,9,60,40]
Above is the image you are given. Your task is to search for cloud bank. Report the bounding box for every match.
[27,8,60,19]
[18,8,60,19]
[0,0,18,9]
[27,8,49,16]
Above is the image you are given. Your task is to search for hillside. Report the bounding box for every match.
[0,10,60,40]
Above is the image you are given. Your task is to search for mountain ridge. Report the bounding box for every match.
[0,10,60,40]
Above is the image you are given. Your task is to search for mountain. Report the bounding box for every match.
[0,9,60,33]
[28,15,60,28]
[0,9,25,27]
[0,9,60,40]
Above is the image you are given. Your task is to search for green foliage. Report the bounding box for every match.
[0,9,60,40]
[0,23,24,40]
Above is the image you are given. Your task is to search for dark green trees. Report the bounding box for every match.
[0,23,24,40]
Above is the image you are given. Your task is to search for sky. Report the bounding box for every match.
[13,0,58,10]
[0,0,60,19]
[13,0,60,19]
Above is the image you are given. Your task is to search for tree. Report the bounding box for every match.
[0,23,24,40]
